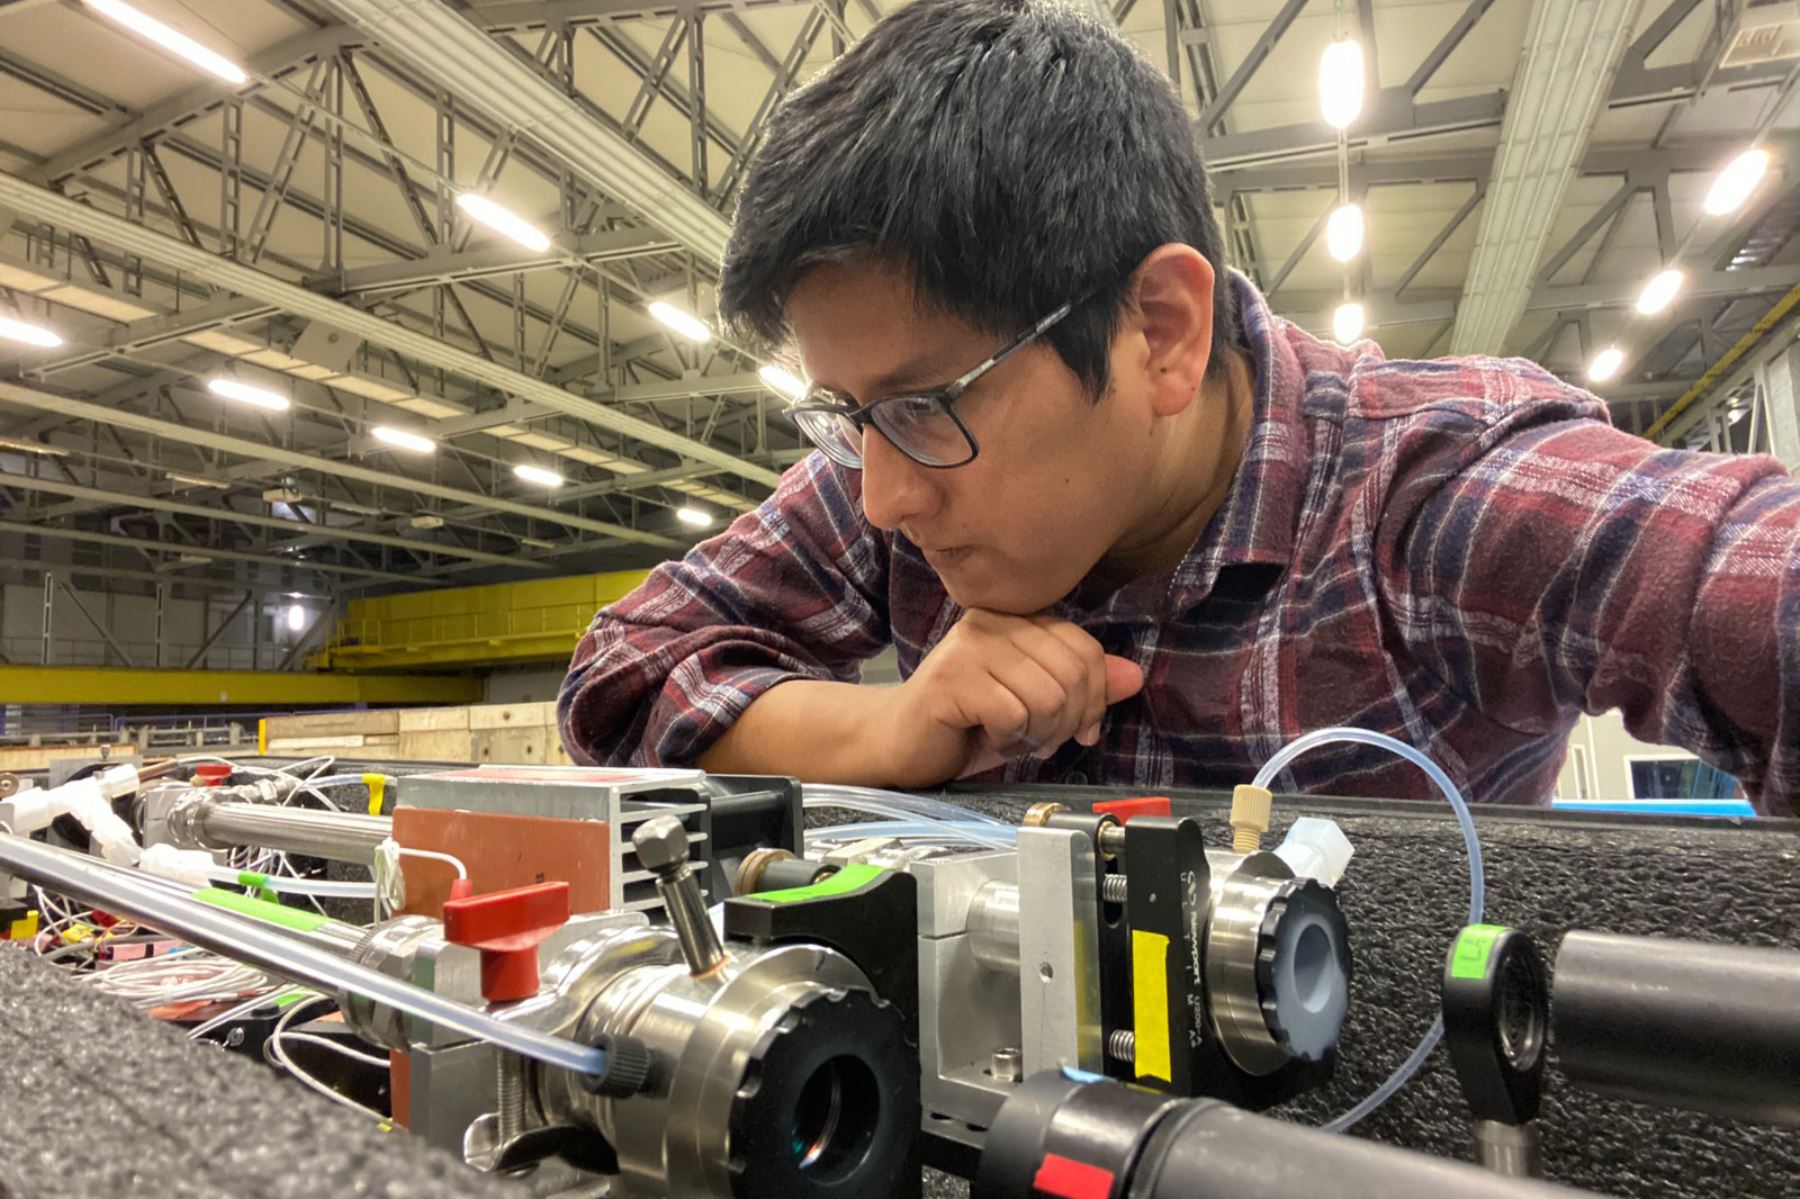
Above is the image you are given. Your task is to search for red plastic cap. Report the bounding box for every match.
[442,880,569,1002]
[1092,796,1171,823]
[192,764,232,787]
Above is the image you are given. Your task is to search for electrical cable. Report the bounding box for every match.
[263,993,390,1122]
[1250,726,1485,1133]
[79,948,269,1010]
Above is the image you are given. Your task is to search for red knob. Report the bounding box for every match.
[441,880,569,1002]
[193,764,232,787]
[1093,796,1171,823]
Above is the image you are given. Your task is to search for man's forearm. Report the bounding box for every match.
[697,679,903,785]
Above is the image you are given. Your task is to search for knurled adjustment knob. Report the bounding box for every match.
[1253,878,1352,1061]
[580,1034,653,1097]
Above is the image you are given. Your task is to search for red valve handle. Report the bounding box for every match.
[441,879,569,1002]
[1092,796,1171,823]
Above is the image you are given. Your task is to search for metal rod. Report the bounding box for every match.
[0,834,605,1077]
[198,801,391,863]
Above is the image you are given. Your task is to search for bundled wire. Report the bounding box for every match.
[79,948,268,1010]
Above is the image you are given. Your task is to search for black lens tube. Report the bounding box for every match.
[1552,931,1800,1126]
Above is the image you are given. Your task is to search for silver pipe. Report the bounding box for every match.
[968,880,1021,973]
[1475,1120,1544,1177]
[0,833,603,1076]
[197,800,391,863]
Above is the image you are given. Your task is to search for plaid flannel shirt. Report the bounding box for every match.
[561,274,1800,814]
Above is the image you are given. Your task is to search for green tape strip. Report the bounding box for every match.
[748,862,885,905]
[193,887,333,932]
[1450,923,1509,981]
[273,991,311,1009]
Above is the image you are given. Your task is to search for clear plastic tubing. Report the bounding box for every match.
[209,868,377,899]
[0,832,605,1078]
[1251,727,1485,1134]
[803,785,1016,848]
[804,820,1019,847]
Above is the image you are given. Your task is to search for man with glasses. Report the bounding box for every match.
[560,0,1800,812]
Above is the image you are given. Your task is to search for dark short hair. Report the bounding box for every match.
[718,0,1242,395]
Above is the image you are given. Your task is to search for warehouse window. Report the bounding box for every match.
[1626,757,1744,801]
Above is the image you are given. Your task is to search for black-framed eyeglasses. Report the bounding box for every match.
[783,298,1082,470]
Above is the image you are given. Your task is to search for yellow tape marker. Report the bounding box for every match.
[363,773,387,817]
[1131,929,1173,1082]
[8,911,38,941]
[258,718,268,755]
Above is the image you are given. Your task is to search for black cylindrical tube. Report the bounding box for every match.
[1552,930,1800,1126]
[974,1072,1184,1199]
[1135,1102,1590,1199]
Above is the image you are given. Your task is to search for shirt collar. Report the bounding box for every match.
[1179,271,1308,581]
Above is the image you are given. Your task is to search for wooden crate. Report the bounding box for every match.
[392,730,476,762]
[263,710,400,740]
[0,743,139,772]
[266,732,401,753]
[471,728,551,764]
[397,707,471,733]
[467,701,556,731]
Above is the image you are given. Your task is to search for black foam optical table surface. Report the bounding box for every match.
[0,946,513,1199]
[10,754,1798,1198]
[921,783,1800,1199]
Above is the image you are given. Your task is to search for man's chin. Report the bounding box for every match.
[938,569,1064,617]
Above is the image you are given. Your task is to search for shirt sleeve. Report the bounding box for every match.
[557,452,892,767]
[1374,385,1800,813]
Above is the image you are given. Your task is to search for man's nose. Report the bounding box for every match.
[858,427,938,531]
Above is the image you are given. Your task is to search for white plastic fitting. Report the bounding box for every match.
[1273,816,1354,886]
[60,765,143,866]
[138,843,221,887]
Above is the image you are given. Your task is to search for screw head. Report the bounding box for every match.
[632,814,691,873]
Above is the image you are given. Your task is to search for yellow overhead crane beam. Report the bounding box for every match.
[0,666,481,707]
[310,569,653,671]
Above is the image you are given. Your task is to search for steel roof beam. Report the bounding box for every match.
[0,379,680,546]
[0,471,543,568]
[0,170,777,487]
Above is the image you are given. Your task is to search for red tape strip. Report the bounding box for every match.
[1033,1152,1116,1199]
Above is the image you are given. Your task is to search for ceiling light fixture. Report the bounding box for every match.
[1326,203,1364,262]
[208,377,289,411]
[675,506,713,529]
[0,316,63,348]
[519,536,556,550]
[82,0,247,84]
[513,462,564,488]
[1588,346,1625,383]
[286,603,305,632]
[1634,268,1685,316]
[648,301,713,343]
[0,436,69,457]
[1704,148,1771,216]
[372,425,435,454]
[1319,38,1365,130]
[1332,301,1366,344]
[454,193,552,252]
[758,363,807,401]
[166,472,230,490]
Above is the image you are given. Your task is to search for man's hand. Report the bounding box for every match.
[875,610,1144,787]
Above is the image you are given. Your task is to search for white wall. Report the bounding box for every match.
[484,666,571,704]
[0,580,317,672]
[1555,710,1709,801]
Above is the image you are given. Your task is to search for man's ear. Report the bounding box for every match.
[1129,244,1216,418]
